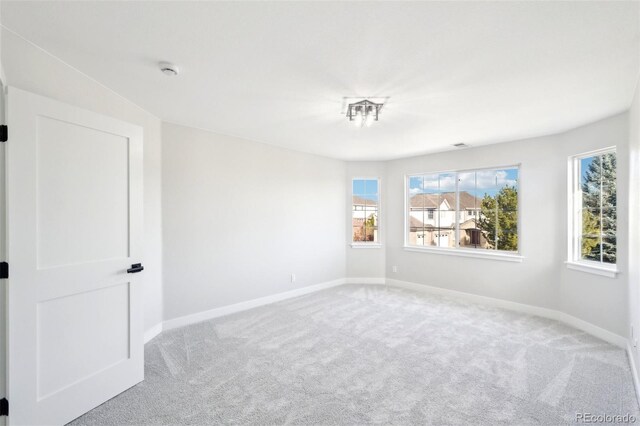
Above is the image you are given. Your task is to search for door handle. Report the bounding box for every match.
[127,263,144,274]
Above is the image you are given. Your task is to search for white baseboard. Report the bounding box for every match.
[555,311,626,348]
[627,341,640,406]
[384,278,626,348]
[144,322,163,344]
[162,278,345,332]
[344,277,386,285]
[150,276,626,350]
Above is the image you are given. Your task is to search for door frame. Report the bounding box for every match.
[0,73,7,426]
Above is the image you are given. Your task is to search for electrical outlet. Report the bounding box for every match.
[392,266,398,273]
[291,273,296,283]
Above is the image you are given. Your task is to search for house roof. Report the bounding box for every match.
[409,216,425,228]
[409,191,481,210]
[408,217,440,230]
[353,196,378,206]
[460,218,480,229]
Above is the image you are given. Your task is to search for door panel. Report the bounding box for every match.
[36,116,130,269]
[6,87,144,425]
[37,282,131,399]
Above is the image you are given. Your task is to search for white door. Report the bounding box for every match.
[6,88,144,425]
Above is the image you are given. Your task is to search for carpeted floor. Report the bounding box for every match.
[70,284,639,425]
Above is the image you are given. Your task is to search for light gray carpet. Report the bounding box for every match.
[71,284,639,425]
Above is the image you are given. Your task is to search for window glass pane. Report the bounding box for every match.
[581,207,600,233]
[364,212,377,242]
[495,182,518,252]
[498,230,519,252]
[352,179,379,243]
[458,172,481,249]
[424,174,441,246]
[436,173,455,248]
[364,179,378,196]
[601,207,616,264]
[353,179,366,195]
[352,193,365,242]
[581,234,601,262]
[365,195,378,243]
[601,207,616,234]
[408,175,424,246]
[474,168,519,252]
[577,151,616,265]
[581,156,601,212]
[602,184,616,208]
[602,233,617,264]
[407,167,519,252]
[475,169,498,251]
[409,176,423,196]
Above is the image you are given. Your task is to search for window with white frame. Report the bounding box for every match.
[407,167,519,252]
[569,148,617,267]
[352,178,379,244]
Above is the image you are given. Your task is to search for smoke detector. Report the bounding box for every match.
[159,62,179,76]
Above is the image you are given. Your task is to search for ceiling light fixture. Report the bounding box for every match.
[159,61,179,76]
[346,99,383,128]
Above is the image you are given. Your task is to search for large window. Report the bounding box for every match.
[569,148,617,271]
[352,178,379,244]
[407,166,519,253]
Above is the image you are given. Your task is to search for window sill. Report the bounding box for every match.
[350,243,382,249]
[565,261,618,278]
[403,246,523,262]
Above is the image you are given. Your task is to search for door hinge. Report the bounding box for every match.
[0,398,7,416]
[0,125,6,142]
[0,262,7,279]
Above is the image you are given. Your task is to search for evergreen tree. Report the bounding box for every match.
[581,153,616,263]
[478,186,518,251]
[581,209,600,259]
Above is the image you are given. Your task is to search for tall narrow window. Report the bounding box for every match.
[569,148,617,269]
[407,166,519,253]
[352,178,380,244]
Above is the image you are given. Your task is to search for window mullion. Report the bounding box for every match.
[599,155,604,263]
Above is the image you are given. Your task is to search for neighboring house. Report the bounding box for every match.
[408,191,489,248]
[352,196,378,242]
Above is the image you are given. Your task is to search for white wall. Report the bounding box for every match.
[629,77,640,368]
[162,123,346,322]
[385,113,629,336]
[346,162,386,279]
[0,28,164,335]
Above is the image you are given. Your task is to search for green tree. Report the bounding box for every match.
[364,214,377,242]
[581,209,600,259]
[478,186,518,251]
[581,153,616,263]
